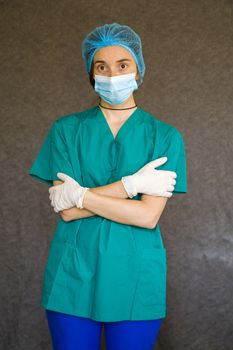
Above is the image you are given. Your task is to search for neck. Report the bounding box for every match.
[98,96,138,120]
[99,95,137,110]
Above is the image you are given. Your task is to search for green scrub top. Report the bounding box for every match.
[28,105,188,322]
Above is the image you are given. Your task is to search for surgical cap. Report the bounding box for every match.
[81,22,145,86]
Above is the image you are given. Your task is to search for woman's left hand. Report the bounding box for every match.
[48,173,89,212]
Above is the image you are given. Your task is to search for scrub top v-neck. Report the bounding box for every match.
[97,105,139,141]
[28,104,188,322]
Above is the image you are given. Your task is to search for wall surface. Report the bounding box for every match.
[0,0,232,349]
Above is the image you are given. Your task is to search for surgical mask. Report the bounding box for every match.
[94,72,138,105]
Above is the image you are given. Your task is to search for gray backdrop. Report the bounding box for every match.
[1,0,232,349]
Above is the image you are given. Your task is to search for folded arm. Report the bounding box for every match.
[53,180,168,229]
[53,179,129,221]
[82,190,168,229]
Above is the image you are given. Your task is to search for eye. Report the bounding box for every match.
[97,64,106,71]
[120,63,128,69]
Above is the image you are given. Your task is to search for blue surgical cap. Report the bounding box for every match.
[81,22,145,86]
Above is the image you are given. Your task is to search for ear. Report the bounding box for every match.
[135,67,140,81]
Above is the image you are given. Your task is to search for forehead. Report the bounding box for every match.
[93,45,134,64]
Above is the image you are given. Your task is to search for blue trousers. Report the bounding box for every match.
[45,309,164,350]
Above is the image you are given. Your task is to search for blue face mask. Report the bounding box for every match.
[94,72,139,105]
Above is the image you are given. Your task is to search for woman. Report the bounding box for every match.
[29,23,187,350]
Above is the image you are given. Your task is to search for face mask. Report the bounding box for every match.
[94,72,139,105]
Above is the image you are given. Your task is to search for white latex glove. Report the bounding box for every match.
[48,173,90,212]
[121,157,177,198]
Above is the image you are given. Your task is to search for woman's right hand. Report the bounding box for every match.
[121,157,177,198]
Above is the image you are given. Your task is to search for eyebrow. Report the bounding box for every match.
[94,58,132,65]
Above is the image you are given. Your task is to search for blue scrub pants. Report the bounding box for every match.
[45,309,164,350]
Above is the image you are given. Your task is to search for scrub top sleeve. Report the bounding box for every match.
[28,120,74,186]
[157,128,188,195]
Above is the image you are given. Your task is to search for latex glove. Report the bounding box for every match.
[48,173,90,212]
[121,157,177,198]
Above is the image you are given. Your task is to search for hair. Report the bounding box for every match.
[89,62,95,89]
